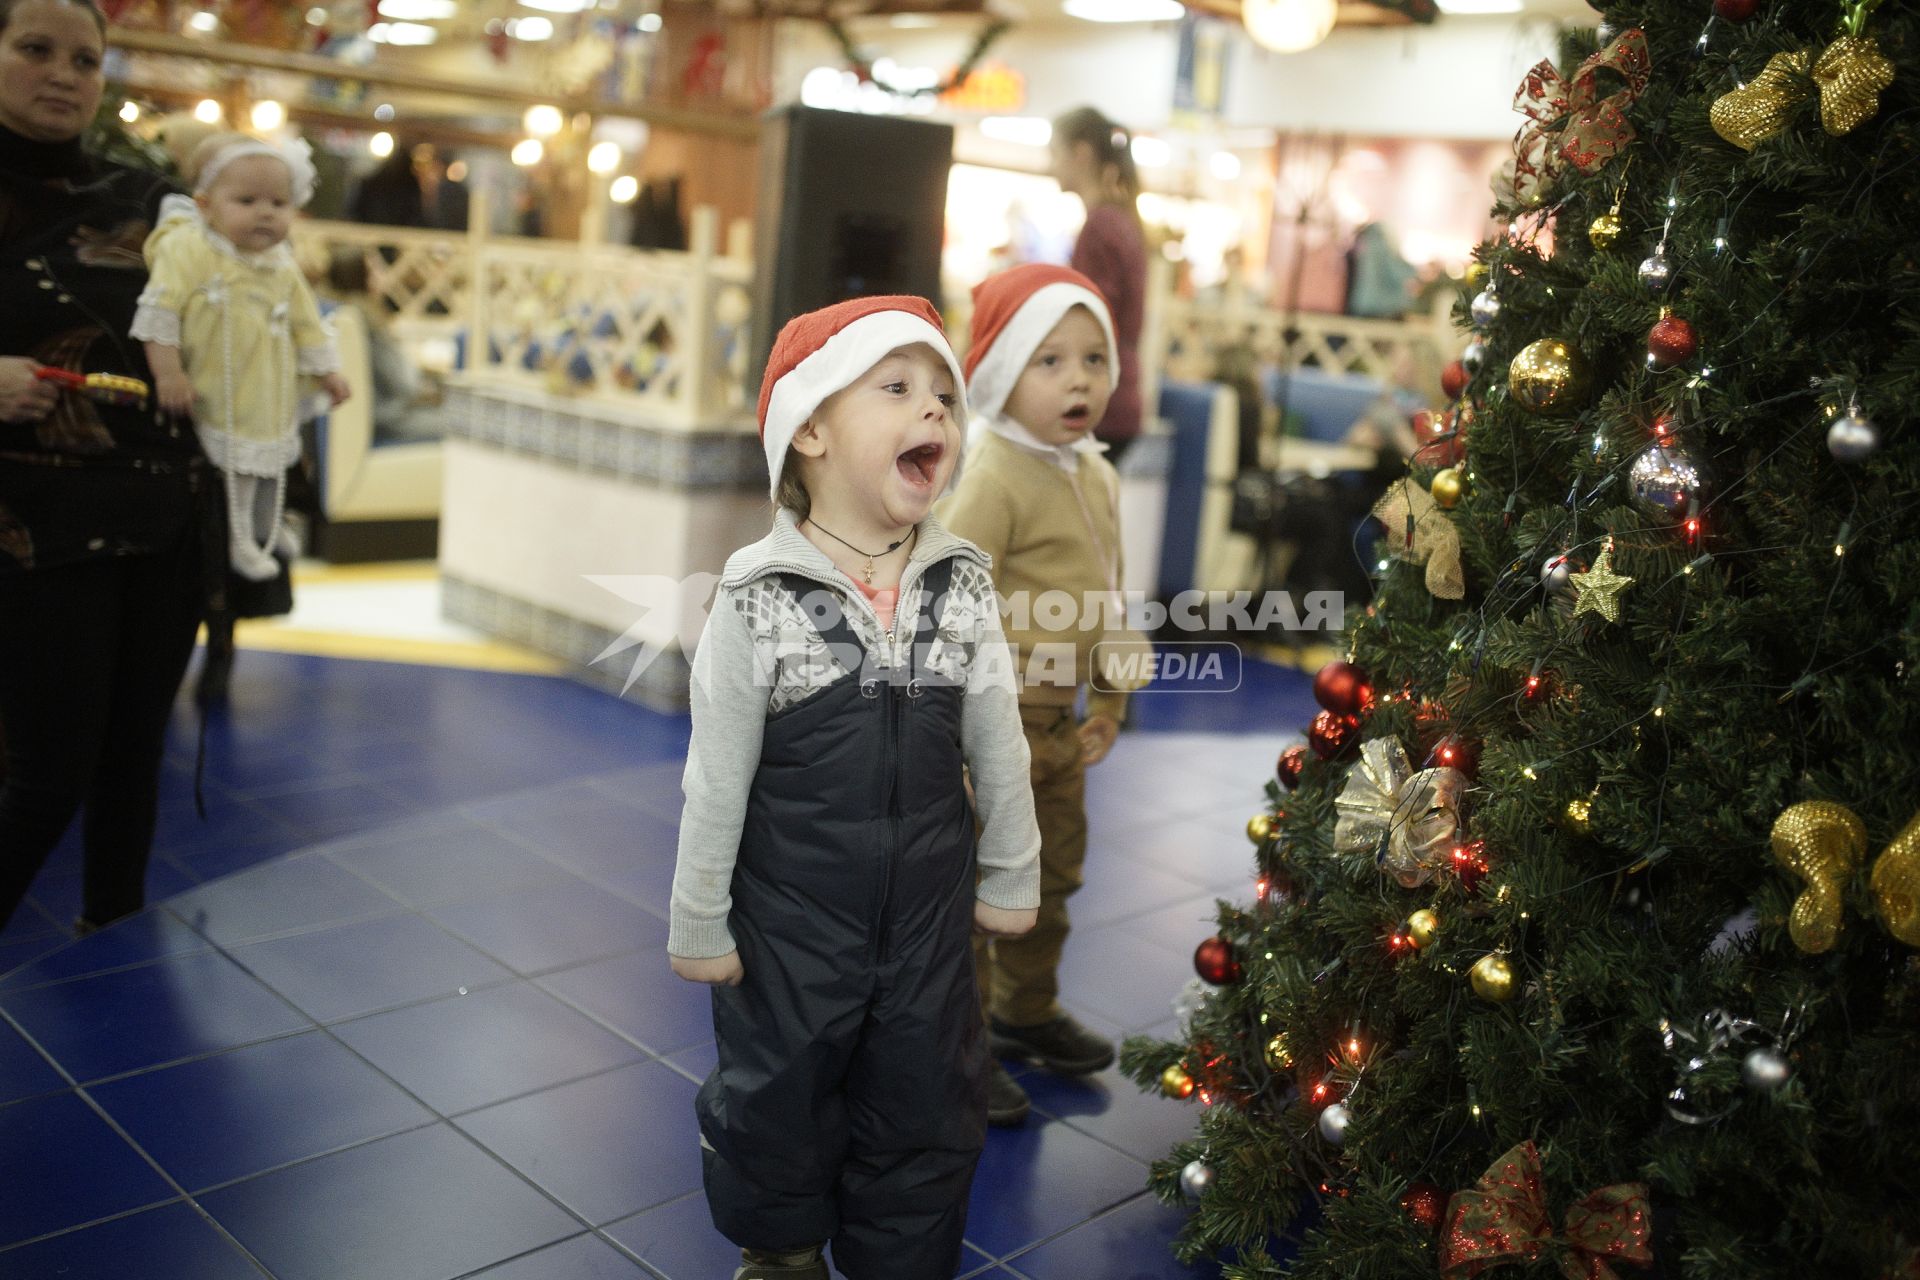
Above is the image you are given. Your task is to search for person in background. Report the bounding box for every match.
[1050,106,1147,467]
[1345,220,1420,319]
[348,138,468,231]
[668,296,1039,1279]
[0,0,210,933]
[938,263,1150,1126]
[323,248,453,445]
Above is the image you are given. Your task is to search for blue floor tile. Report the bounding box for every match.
[0,1018,63,1105]
[466,1231,652,1278]
[603,1191,743,1280]
[0,911,210,994]
[151,794,293,859]
[1063,851,1213,931]
[1018,1063,1201,1167]
[331,981,644,1115]
[459,1060,702,1226]
[965,1114,1150,1257]
[198,1122,580,1280]
[246,779,423,843]
[539,947,714,1056]
[662,1041,717,1087]
[226,911,516,1024]
[89,1029,434,1191]
[324,819,576,908]
[1053,923,1194,1035]
[0,930,66,975]
[22,861,197,927]
[481,790,679,899]
[165,855,404,946]
[0,1199,263,1279]
[1105,893,1231,961]
[0,1090,175,1247]
[0,949,310,1082]
[426,876,668,976]
[1004,1192,1222,1279]
[162,835,312,885]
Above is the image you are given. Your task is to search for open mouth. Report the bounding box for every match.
[897,442,944,487]
[1062,405,1091,426]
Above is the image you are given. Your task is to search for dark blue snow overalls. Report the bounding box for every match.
[697,556,988,1278]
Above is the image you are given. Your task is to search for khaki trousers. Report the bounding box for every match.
[976,704,1088,1027]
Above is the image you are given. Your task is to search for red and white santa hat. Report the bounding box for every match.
[757,294,968,499]
[963,263,1119,423]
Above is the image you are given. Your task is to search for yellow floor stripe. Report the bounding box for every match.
[230,623,566,675]
[1253,641,1343,673]
[288,560,440,585]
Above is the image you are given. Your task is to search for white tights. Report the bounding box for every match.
[223,470,287,582]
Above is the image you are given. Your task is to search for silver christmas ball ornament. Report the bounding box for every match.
[1470,288,1501,330]
[1638,251,1674,295]
[1741,1046,1791,1092]
[1462,338,1488,375]
[1317,1102,1352,1145]
[1629,442,1708,518]
[1541,553,1577,595]
[1180,1158,1216,1199]
[1826,411,1880,463]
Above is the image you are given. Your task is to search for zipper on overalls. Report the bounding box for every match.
[871,564,916,965]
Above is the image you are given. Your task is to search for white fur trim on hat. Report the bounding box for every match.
[762,310,968,499]
[965,282,1118,423]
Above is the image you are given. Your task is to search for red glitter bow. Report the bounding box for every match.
[1510,28,1651,205]
[1440,1141,1653,1280]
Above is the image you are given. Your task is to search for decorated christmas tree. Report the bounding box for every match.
[1121,2,1920,1276]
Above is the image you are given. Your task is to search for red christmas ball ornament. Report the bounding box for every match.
[1402,1181,1447,1233]
[1440,360,1469,400]
[1713,0,1759,19]
[1647,312,1698,369]
[1276,743,1309,790]
[1312,661,1372,717]
[1193,935,1241,985]
[1412,411,1464,468]
[1307,709,1360,760]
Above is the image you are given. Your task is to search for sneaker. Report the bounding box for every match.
[734,1246,828,1279]
[987,1060,1030,1127]
[989,1014,1115,1076]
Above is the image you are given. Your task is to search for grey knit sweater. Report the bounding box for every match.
[667,509,1042,959]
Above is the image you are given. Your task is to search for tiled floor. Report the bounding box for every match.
[0,646,1314,1278]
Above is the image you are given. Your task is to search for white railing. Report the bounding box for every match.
[1156,291,1453,400]
[291,206,755,429]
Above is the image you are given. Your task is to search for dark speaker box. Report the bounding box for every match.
[751,106,954,382]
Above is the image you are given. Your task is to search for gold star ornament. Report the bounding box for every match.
[1568,538,1633,623]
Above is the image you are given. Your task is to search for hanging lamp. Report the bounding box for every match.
[1241,0,1338,52]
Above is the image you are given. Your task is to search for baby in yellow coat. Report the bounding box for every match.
[132,132,350,580]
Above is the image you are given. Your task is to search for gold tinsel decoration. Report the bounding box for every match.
[1711,50,1812,151]
[1812,35,1895,136]
[1770,801,1867,954]
[1870,812,1920,947]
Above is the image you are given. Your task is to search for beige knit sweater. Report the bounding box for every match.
[937,426,1150,723]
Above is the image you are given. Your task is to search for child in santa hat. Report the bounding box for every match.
[937,263,1151,1127]
[668,294,1041,1280]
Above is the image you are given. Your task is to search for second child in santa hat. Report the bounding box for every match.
[937,263,1154,1128]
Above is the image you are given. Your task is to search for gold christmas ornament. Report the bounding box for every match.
[1160,1063,1195,1099]
[1569,538,1634,624]
[1265,1033,1294,1071]
[1565,795,1593,835]
[1247,812,1274,846]
[1812,35,1894,136]
[1869,811,1920,947]
[1407,908,1440,950]
[1508,338,1589,414]
[1333,738,1469,888]
[1588,210,1623,250]
[1465,261,1489,290]
[1470,953,1517,1003]
[1770,801,1867,954]
[1430,467,1465,510]
[1371,482,1466,600]
[1710,50,1811,151]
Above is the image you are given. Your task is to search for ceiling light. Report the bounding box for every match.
[1130,135,1171,168]
[193,98,223,123]
[1243,0,1338,53]
[518,0,590,11]
[588,141,622,174]
[368,21,437,44]
[250,99,286,131]
[369,131,394,157]
[118,100,139,123]
[508,15,554,40]
[1062,0,1184,21]
[979,116,1052,147]
[378,0,456,17]
[523,104,564,137]
[610,175,639,203]
[306,6,328,23]
[511,138,544,166]
[1210,150,1241,181]
[186,9,218,33]
[1436,0,1521,10]
[637,11,661,31]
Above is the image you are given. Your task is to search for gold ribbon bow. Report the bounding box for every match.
[1372,481,1464,600]
[1510,28,1651,206]
[1333,738,1466,888]
[1770,802,1920,952]
[1441,1141,1653,1280]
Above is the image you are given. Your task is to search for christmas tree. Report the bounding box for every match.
[1121,2,1920,1276]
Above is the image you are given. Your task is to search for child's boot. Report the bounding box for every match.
[734,1245,828,1280]
[988,1060,1030,1127]
[989,1013,1115,1076]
